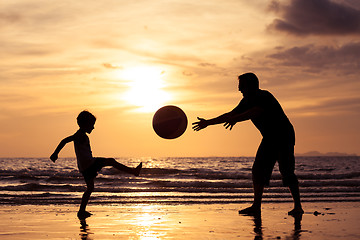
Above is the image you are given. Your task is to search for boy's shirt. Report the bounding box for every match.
[73,130,95,172]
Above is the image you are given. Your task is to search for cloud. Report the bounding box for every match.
[1,43,57,56]
[0,2,75,30]
[198,62,217,67]
[268,0,360,35]
[267,42,360,73]
[293,96,360,116]
[102,63,123,69]
[0,12,22,24]
[182,71,193,77]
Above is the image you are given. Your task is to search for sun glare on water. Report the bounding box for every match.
[120,66,171,112]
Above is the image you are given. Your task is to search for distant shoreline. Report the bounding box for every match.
[295,151,358,157]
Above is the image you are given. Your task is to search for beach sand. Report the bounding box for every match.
[0,202,359,239]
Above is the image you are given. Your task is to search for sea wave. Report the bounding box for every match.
[0,157,359,205]
[1,167,360,181]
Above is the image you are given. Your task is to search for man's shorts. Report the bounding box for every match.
[252,138,298,187]
[81,158,106,182]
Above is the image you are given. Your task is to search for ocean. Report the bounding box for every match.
[0,156,359,205]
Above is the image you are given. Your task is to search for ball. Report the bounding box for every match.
[152,105,188,139]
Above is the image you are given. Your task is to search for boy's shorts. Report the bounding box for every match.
[252,138,298,187]
[81,158,106,182]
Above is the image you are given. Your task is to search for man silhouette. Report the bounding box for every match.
[193,73,303,215]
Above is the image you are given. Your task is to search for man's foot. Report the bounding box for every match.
[239,206,261,216]
[77,210,92,219]
[288,207,304,216]
[134,162,142,176]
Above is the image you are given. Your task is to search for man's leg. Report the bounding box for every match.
[253,183,265,210]
[239,140,275,215]
[278,145,304,215]
[288,182,303,214]
[239,183,264,215]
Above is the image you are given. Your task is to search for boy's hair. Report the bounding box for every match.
[238,72,259,89]
[77,110,96,127]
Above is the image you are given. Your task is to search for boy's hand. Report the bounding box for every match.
[50,153,58,162]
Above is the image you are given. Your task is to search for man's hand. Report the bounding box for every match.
[224,120,236,130]
[223,115,237,130]
[192,117,209,131]
[50,153,58,163]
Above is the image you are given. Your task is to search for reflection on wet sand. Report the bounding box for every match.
[80,219,93,240]
[292,213,303,240]
[253,213,262,240]
[251,213,303,240]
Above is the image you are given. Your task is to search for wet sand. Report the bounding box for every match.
[0,202,359,239]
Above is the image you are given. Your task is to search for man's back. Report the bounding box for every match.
[232,89,295,143]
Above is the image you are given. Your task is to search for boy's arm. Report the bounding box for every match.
[50,135,74,162]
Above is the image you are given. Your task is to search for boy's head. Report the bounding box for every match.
[77,111,96,133]
[238,72,259,97]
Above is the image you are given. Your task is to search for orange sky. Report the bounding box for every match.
[1,0,360,157]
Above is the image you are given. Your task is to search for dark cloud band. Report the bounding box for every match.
[268,0,360,35]
[267,42,360,73]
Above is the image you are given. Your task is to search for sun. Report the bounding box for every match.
[120,66,171,112]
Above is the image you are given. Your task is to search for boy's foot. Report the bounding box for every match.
[134,162,142,176]
[239,206,261,216]
[288,207,304,216]
[77,210,92,219]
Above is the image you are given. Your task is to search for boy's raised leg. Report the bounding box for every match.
[134,162,142,176]
[105,158,142,176]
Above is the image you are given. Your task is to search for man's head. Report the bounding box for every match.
[238,73,259,97]
[77,110,96,133]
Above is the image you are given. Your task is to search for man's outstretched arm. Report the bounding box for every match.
[192,112,233,131]
[224,106,263,130]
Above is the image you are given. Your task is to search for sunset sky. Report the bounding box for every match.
[1,0,360,157]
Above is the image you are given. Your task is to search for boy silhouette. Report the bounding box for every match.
[193,73,303,216]
[50,110,142,219]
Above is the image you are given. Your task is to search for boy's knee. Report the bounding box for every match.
[104,158,116,166]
